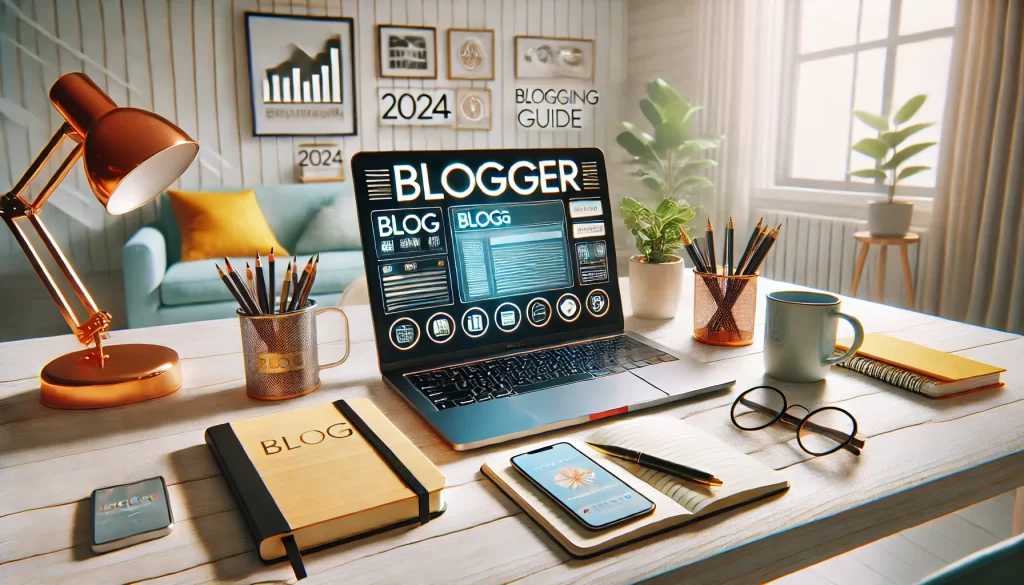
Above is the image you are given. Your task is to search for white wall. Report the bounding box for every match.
[0,0,627,339]
[0,0,628,276]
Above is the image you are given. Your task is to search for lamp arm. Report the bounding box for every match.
[0,124,112,358]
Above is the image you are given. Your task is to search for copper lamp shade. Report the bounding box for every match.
[50,72,199,215]
[0,72,198,409]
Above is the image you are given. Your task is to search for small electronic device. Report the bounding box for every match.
[511,442,654,530]
[91,476,174,553]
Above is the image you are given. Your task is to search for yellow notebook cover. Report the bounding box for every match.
[836,333,1005,382]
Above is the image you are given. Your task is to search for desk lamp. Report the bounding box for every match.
[0,72,198,409]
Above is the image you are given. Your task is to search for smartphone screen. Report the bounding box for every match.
[511,442,655,530]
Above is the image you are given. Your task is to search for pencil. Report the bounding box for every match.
[224,258,259,315]
[245,263,262,314]
[705,218,717,275]
[297,255,319,309]
[255,252,269,314]
[289,254,316,312]
[291,256,300,301]
[680,229,708,273]
[280,262,293,314]
[725,217,735,276]
[736,218,763,275]
[743,224,781,276]
[268,247,276,314]
[216,264,254,315]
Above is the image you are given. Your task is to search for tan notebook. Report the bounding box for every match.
[482,417,789,557]
[206,398,446,566]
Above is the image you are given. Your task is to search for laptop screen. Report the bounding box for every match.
[351,148,623,370]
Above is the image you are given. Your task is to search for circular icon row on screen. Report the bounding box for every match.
[388,289,610,350]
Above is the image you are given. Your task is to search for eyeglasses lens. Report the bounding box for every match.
[799,409,856,455]
[733,387,785,430]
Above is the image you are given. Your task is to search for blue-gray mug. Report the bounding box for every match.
[764,291,864,383]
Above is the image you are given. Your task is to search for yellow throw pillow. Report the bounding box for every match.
[167,189,288,262]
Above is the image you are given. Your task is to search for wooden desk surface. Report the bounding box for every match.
[1,275,1022,585]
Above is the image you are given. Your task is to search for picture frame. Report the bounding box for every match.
[378,25,438,79]
[447,28,495,80]
[245,12,358,136]
[455,88,492,131]
[515,36,595,80]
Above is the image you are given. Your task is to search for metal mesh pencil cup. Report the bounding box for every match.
[693,272,758,347]
[237,300,349,400]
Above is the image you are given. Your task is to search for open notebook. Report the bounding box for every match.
[482,417,789,557]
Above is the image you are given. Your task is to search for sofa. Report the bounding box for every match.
[123,182,364,328]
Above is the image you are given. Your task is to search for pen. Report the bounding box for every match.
[736,217,763,276]
[704,218,717,275]
[268,247,276,314]
[255,252,269,314]
[725,217,734,276]
[586,442,724,487]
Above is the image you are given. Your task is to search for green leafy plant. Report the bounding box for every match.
[850,94,935,203]
[620,197,696,264]
[616,78,720,203]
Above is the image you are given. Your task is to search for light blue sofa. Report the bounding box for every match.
[123,183,364,328]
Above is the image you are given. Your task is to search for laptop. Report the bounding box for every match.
[351,148,735,450]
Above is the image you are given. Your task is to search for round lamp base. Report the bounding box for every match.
[40,344,182,409]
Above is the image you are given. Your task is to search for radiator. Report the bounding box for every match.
[757,210,928,309]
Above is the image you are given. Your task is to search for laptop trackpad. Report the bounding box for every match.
[513,372,666,422]
[629,357,735,397]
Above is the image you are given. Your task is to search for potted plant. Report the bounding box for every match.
[616,78,716,319]
[851,94,935,236]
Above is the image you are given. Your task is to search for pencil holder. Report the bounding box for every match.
[237,300,350,400]
[693,272,758,347]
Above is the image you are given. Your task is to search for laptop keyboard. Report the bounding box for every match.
[405,335,678,410]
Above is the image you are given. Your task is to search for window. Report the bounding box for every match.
[778,0,957,194]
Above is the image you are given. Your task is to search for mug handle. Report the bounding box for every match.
[823,311,864,366]
[315,307,350,370]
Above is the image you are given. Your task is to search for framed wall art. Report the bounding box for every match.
[245,13,358,136]
[378,25,437,79]
[515,36,595,80]
[455,88,491,131]
[447,28,495,80]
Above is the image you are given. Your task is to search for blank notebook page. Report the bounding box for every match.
[587,417,788,516]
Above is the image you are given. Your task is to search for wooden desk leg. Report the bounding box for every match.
[876,244,887,303]
[851,241,870,297]
[899,243,915,310]
[1014,487,1024,536]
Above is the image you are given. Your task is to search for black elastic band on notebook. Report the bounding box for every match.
[335,400,431,524]
[281,535,307,580]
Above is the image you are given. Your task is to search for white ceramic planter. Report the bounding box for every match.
[628,254,684,320]
[867,201,913,236]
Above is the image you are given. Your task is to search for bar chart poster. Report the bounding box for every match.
[246,13,357,136]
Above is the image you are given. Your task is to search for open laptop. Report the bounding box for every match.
[351,148,734,450]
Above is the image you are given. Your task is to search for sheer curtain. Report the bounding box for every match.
[693,0,787,237]
[920,0,1024,333]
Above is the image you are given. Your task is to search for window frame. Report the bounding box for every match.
[775,0,955,197]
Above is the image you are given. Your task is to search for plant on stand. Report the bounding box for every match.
[850,94,934,236]
[616,77,718,319]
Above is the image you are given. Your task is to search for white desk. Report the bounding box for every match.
[1,275,1021,584]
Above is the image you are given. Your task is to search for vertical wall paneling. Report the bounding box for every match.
[0,0,627,293]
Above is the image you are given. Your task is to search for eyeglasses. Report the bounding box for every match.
[730,386,865,456]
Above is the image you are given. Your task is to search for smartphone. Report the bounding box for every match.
[511,442,655,530]
[91,476,174,553]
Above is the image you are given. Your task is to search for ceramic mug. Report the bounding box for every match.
[763,291,864,383]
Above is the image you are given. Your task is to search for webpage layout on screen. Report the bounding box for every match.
[351,148,622,368]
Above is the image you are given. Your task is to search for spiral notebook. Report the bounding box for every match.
[481,418,789,557]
